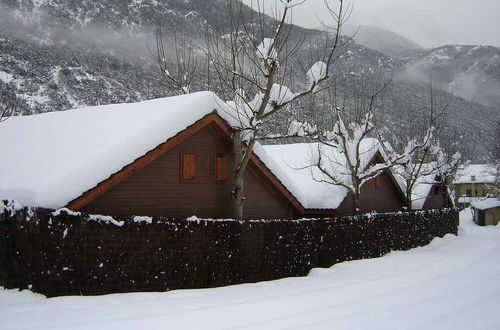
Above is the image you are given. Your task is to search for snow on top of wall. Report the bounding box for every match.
[261,139,383,210]
[0,91,234,209]
[453,164,496,184]
[471,198,500,210]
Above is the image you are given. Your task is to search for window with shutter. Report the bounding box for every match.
[180,152,196,181]
[215,154,228,182]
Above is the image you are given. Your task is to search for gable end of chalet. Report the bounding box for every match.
[66,112,305,217]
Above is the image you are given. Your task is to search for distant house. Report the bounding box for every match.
[470,198,500,226]
[0,92,418,219]
[453,164,498,208]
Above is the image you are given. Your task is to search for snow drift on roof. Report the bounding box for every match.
[0,92,234,208]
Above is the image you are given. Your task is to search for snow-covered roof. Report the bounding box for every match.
[408,164,437,210]
[0,92,240,208]
[0,91,403,213]
[261,139,384,210]
[453,164,496,184]
[470,198,500,210]
[458,196,483,204]
[411,179,436,210]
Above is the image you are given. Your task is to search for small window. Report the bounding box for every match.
[215,154,228,182]
[466,189,472,197]
[471,175,476,182]
[180,152,196,181]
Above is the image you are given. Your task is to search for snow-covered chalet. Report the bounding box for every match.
[0,92,416,219]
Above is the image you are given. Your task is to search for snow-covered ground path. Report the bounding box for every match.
[1,209,499,330]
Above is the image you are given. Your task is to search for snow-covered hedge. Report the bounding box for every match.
[0,205,458,297]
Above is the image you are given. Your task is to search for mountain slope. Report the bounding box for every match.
[400,45,500,109]
[343,24,425,58]
[0,0,498,162]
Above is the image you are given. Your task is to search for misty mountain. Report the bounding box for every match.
[340,24,500,110]
[2,0,225,31]
[399,45,500,109]
[343,25,425,58]
[0,0,498,162]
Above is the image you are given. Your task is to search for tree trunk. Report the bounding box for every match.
[352,186,361,215]
[232,168,244,220]
[407,193,413,211]
[441,184,451,208]
[406,181,413,211]
[232,130,245,220]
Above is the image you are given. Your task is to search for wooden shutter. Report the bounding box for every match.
[375,174,381,189]
[181,152,196,181]
[215,155,228,182]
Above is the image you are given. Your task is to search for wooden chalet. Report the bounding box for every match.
[262,142,407,217]
[70,112,303,220]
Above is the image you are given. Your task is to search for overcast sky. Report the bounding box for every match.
[242,0,500,48]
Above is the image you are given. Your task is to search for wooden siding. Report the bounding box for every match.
[422,185,448,210]
[81,124,298,220]
[473,207,500,226]
[335,171,405,216]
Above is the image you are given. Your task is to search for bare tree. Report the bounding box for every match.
[395,80,449,210]
[304,78,425,215]
[433,148,463,207]
[153,25,203,95]
[200,0,350,219]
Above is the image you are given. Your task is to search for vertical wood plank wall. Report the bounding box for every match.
[334,171,405,216]
[422,185,447,210]
[81,124,297,219]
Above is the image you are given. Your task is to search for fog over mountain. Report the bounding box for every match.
[262,0,500,48]
[0,0,498,162]
[342,25,425,59]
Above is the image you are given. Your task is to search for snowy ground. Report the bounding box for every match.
[1,209,499,330]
